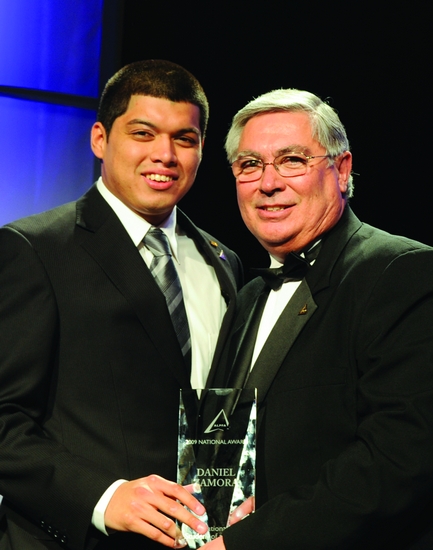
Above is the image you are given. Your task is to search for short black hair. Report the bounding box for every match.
[97,60,209,137]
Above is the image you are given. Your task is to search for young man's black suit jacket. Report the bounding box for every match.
[219,207,433,549]
[0,184,242,550]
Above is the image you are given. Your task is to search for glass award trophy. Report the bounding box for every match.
[176,388,256,548]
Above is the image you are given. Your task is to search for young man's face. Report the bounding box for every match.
[91,95,203,225]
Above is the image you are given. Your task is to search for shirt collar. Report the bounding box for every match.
[269,239,321,268]
[96,177,179,260]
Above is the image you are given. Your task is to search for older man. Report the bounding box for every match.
[204,89,433,549]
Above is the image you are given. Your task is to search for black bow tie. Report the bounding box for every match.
[251,244,321,291]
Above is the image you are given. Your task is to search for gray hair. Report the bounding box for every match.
[225,89,353,197]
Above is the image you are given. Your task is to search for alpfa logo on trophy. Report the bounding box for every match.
[204,409,230,433]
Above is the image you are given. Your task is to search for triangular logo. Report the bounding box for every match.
[204,408,230,433]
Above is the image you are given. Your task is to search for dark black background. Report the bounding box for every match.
[121,1,431,269]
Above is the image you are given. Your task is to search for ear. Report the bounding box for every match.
[336,151,353,193]
[198,137,205,161]
[90,122,107,160]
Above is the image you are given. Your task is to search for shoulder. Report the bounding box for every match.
[0,184,112,252]
[320,208,433,283]
[0,190,100,273]
[0,201,79,263]
[323,219,433,320]
[3,201,76,239]
[343,221,433,278]
[355,220,432,255]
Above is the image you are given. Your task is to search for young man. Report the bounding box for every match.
[0,60,242,550]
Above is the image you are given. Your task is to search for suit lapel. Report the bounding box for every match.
[75,186,191,388]
[246,280,317,403]
[176,210,238,305]
[74,188,240,389]
[227,286,270,389]
[232,207,364,403]
[176,211,240,387]
[305,206,363,295]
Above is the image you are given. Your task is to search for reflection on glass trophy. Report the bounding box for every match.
[176,388,256,548]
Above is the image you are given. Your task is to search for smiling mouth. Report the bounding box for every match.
[260,206,288,211]
[146,174,174,182]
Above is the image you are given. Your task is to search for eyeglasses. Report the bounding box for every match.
[231,152,333,182]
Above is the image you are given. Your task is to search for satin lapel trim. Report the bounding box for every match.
[227,286,269,389]
[246,280,317,404]
[212,279,267,390]
[306,207,363,294]
[77,205,191,389]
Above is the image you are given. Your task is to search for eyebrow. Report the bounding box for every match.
[127,118,157,128]
[235,149,262,159]
[126,119,201,137]
[236,144,312,159]
[276,144,312,155]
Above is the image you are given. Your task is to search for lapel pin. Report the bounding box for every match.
[298,304,308,315]
[209,240,227,261]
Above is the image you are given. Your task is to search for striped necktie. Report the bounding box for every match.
[144,228,191,370]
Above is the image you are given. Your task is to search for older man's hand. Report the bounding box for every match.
[202,536,226,550]
[228,496,255,525]
[201,496,255,550]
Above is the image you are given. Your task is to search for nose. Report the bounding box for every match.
[150,135,177,165]
[258,163,286,195]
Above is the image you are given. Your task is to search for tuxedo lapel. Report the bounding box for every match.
[305,206,363,294]
[227,286,270,389]
[246,280,317,403]
[233,207,364,404]
[75,186,191,388]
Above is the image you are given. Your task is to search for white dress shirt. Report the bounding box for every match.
[251,257,302,367]
[92,178,227,533]
[251,247,318,369]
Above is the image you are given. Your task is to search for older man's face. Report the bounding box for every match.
[235,111,352,260]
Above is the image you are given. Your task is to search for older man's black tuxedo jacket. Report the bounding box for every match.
[219,208,433,549]
[0,185,242,550]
